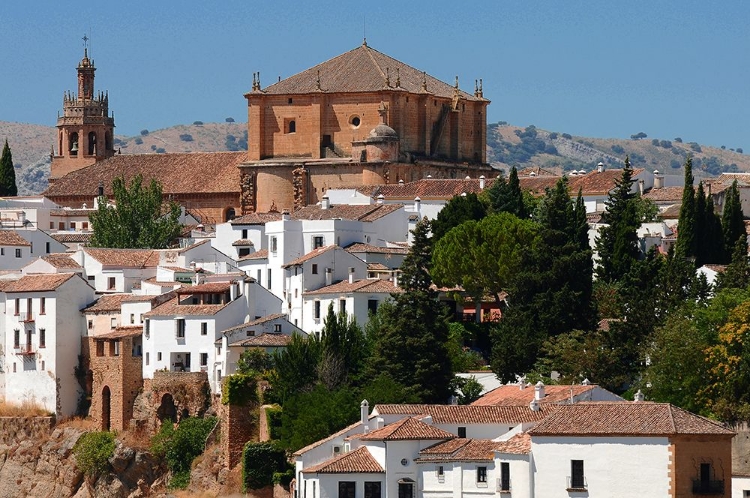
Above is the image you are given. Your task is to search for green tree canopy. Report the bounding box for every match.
[486,166,527,218]
[0,139,17,197]
[431,192,487,242]
[722,180,747,263]
[675,156,696,259]
[89,175,181,248]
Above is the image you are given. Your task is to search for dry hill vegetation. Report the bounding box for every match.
[1,119,747,195]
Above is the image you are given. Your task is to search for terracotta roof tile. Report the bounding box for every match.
[517,166,558,177]
[360,178,496,200]
[367,262,390,271]
[39,254,82,269]
[50,208,97,217]
[0,231,31,246]
[567,168,645,196]
[229,333,293,348]
[43,151,246,198]
[373,404,555,424]
[176,282,232,295]
[239,249,268,261]
[93,326,143,340]
[359,417,455,441]
[4,273,77,293]
[82,294,130,313]
[291,203,403,222]
[345,243,409,255]
[144,297,227,317]
[232,239,254,247]
[304,278,402,296]
[293,421,362,456]
[222,313,288,334]
[282,245,339,268]
[493,433,531,455]
[471,384,601,406]
[644,186,684,202]
[85,248,158,268]
[259,44,482,102]
[51,232,92,243]
[231,212,284,225]
[417,438,503,462]
[528,402,735,436]
[303,446,384,474]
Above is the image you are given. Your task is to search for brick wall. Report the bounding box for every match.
[222,403,256,469]
[670,434,733,497]
[147,371,211,421]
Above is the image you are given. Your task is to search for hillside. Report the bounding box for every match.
[1,119,747,195]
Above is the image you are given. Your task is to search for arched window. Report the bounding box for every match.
[105,132,112,151]
[288,120,296,133]
[88,132,97,155]
[224,208,236,221]
[69,132,79,156]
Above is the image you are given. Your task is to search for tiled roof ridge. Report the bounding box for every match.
[302,446,384,474]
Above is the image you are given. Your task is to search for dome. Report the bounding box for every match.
[369,123,398,139]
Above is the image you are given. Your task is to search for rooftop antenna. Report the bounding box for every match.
[363,15,367,46]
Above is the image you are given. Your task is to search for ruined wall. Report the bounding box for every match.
[137,372,211,430]
[222,403,256,469]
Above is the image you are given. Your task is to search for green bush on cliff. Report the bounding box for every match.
[73,431,116,477]
[151,417,218,489]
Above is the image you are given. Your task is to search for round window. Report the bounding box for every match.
[350,116,361,128]
[400,458,408,466]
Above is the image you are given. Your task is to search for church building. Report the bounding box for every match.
[45,43,493,222]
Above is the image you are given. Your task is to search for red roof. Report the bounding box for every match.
[358,417,455,441]
[282,245,339,268]
[471,384,600,406]
[304,278,402,296]
[373,404,555,424]
[4,273,78,293]
[303,446,384,474]
[417,438,502,462]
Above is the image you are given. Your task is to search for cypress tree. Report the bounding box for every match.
[722,180,747,264]
[0,139,18,197]
[694,182,707,266]
[703,193,725,264]
[675,157,696,260]
[487,166,526,218]
[595,157,640,282]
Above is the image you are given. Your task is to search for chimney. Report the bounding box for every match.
[581,378,591,386]
[414,197,421,213]
[321,195,330,210]
[653,169,663,189]
[519,379,526,390]
[348,267,355,283]
[376,194,384,205]
[361,399,369,433]
[479,175,485,190]
[634,389,645,402]
[535,381,545,401]
[597,162,604,173]
[529,398,540,412]
[325,267,333,286]
[638,179,645,196]
[98,182,104,197]
[282,209,291,221]
[392,272,399,288]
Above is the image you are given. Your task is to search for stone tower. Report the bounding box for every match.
[51,45,115,181]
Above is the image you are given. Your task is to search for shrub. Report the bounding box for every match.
[193,121,203,125]
[152,417,217,489]
[150,145,157,151]
[674,137,683,143]
[140,129,149,136]
[226,117,235,122]
[548,132,558,140]
[179,134,193,142]
[670,159,681,169]
[73,431,116,477]
[611,144,625,154]
[134,137,143,145]
[561,133,572,139]
[660,140,672,148]
[222,374,258,406]
[738,148,744,154]
[721,145,726,150]
[266,405,283,441]
[652,139,660,146]
[242,441,289,491]
[156,148,166,154]
[690,142,702,153]
[630,132,647,140]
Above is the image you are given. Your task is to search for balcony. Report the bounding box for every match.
[18,312,34,323]
[15,345,36,355]
[566,476,587,492]
[496,478,511,493]
[692,479,724,494]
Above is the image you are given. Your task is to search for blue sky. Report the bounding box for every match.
[2,1,748,149]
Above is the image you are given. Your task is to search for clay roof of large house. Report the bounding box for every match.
[0,231,30,246]
[144,297,227,317]
[291,203,403,222]
[658,203,682,219]
[417,438,506,462]
[345,243,409,255]
[231,212,284,225]
[282,245,340,268]
[372,404,555,424]
[357,417,455,442]
[43,151,246,198]
[303,446,384,474]
[39,253,82,269]
[4,273,77,293]
[229,333,293,348]
[644,186,684,202]
[493,433,532,455]
[471,383,604,406]
[176,282,232,295]
[50,208,97,217]
[84,248,160,268]
[304,278,402,296]
[568,168,646,196]
[257,44,484,102]
[517,166,558,177]
[51,232,92,243]
[293,421,363,456]
[239,249,268,261]
[82,293,130,313]
[528,402,735,437]
[94,325,143,340]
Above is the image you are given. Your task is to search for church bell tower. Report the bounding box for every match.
[51,38,115,181]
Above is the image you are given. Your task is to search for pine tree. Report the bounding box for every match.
[702,193,725,264]
[722,180,747,264]
[595,157,640,282]
[0,139,18,197]
[675,157,696,260]
[431,193,487,242]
